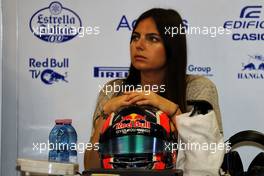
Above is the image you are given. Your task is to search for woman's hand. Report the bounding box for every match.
[103,95,132,114]
[123,91,180,117]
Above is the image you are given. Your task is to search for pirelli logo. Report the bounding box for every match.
[93,67,129,78]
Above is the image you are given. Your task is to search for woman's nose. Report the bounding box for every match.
[135,37,146,50]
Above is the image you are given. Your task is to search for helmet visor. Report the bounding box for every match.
[99,135,169,155]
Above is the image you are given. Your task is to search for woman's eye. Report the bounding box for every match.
[131,35,139,41]
[147,36,160,42]
[150,37,158,42]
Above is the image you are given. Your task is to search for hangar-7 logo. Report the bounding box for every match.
[238,54,264,79]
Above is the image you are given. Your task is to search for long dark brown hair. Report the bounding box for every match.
[124,8,187,112]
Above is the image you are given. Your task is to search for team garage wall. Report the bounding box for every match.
[14,0,264,172]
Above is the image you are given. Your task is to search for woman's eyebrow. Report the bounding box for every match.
[132,31,140,35]
[146,33,160,36]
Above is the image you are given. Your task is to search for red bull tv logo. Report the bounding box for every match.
[29,57,69,85]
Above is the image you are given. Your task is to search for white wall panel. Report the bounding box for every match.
[1,0,263,174]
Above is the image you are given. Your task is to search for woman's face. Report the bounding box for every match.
[130,17,166,72]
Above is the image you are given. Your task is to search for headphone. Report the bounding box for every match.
[221,130,264,176]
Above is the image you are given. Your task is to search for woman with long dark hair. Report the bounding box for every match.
[84,8,223,169]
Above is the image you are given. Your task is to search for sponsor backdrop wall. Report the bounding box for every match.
[0,0,2,170]
[2,0,264,174]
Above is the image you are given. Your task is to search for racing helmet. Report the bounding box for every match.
[99,105,177,169]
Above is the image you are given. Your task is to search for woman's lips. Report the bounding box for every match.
[134,55,147,61]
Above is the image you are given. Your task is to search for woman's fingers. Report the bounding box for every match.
[128,94,145,103]
[124,91,146,96]
[125,92,144,102]
[135,99,151,105]
[121,99,132,106]
[126,92,140,100]
[124,91,159,106]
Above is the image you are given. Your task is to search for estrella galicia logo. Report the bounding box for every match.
[238,54,264,79]
[187,65,213,77]
[29,1,82,43]
[223,5,264,41]
[94,67,129,78]
[29,57,69,85]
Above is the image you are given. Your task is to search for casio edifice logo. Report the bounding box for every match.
[223,5,264,41]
